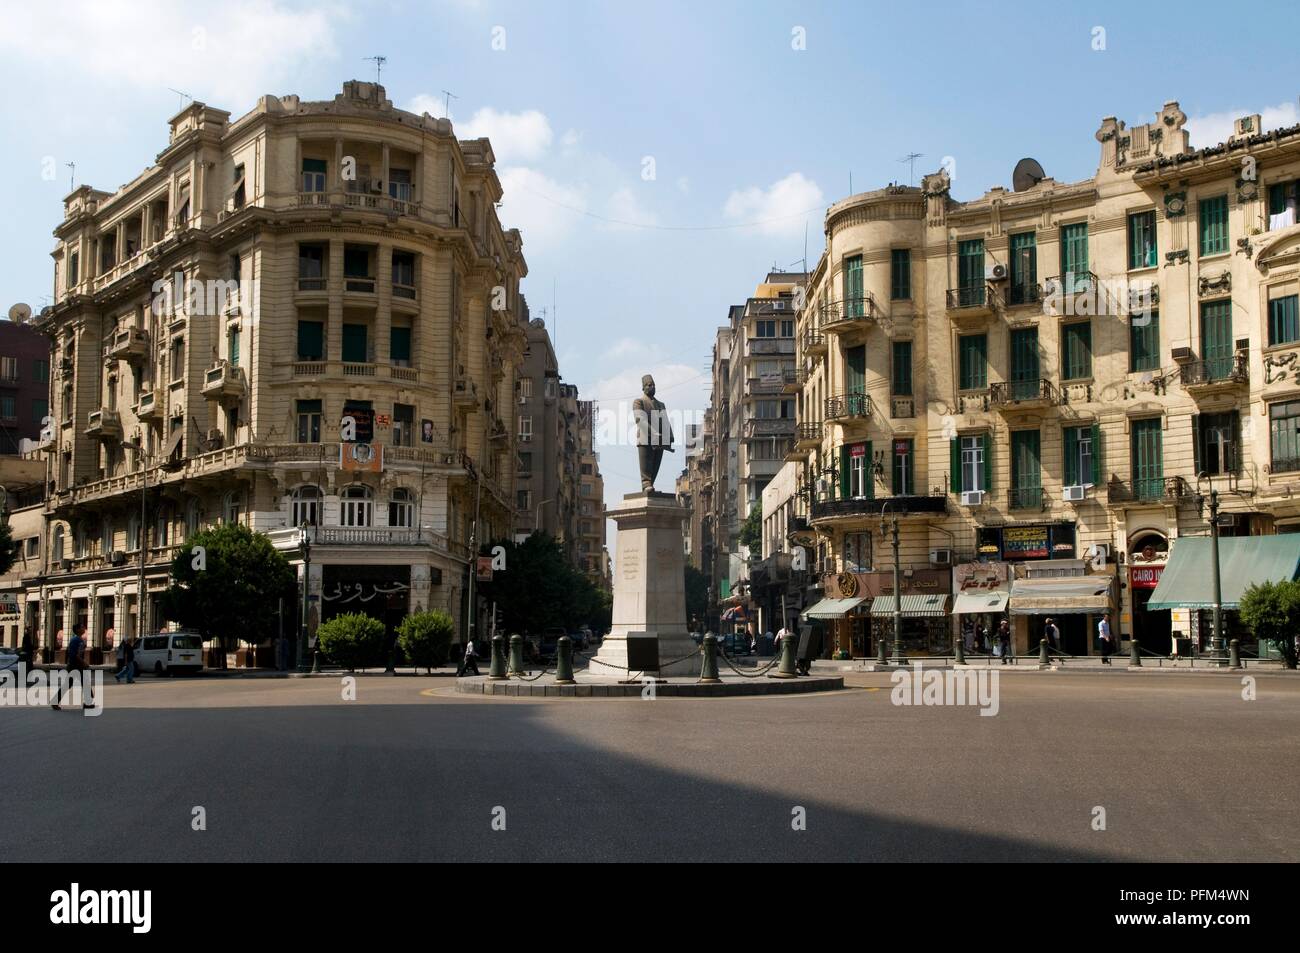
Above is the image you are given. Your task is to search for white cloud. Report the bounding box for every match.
[602,187,658,230]
[405,94,450,120]
[1186,102,1300,148]
[496,166,587,245]
[723,172,824,236]
[457,107,554,163]
[601,338,664,363]
[0,0,341,106]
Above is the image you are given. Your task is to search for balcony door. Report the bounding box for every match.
[958,239,985,306]
[1010,327,1039,399]
[1131,418,1164,500]
[1011,430,1041,509]
[1200,301,1233,381]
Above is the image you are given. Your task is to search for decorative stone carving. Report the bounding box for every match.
[1264,351,1300,386]
[1198,272,1231,297]
[1164,191,1187,217]
[1164,249,1189,267]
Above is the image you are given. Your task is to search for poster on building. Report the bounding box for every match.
[476,556,494,583]
[340,442,383,472]
[1002,525,1050,559]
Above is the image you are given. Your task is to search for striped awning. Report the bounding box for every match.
[952,589,1011,615]
[868,594,949,617]
[804,597,866,619]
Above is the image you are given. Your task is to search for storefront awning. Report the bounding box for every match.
[1009,576,1113,615]
[952,589,1010,615]
[804,597,865,619]
[1147,535,1300,610]
[868,594,949,617]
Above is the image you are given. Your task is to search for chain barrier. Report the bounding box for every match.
[718,650,781,678]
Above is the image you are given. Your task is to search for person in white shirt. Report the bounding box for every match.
[1098,614,1113,665]
[457,638,480,676]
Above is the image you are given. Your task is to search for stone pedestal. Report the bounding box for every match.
[589,492,700,678]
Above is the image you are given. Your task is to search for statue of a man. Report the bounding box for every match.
[633,374,674,492]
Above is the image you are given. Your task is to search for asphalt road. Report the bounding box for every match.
[2,671,1296,862]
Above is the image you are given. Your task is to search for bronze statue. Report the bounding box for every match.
[633,374,674,492]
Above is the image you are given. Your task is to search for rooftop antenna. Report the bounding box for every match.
[167,87,192,112]
[364,55,387,84]
[898,152,924,187]
[66,161,75,192]
[441,89,458,119]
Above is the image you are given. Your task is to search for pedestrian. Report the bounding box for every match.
[20,629,34,665]
[1098,613,1114,665]
[1043,617,1061,663]
[114,636,136,683]
[457,637,480,677]
[51,622,93,710]
[997,619,1012,665]
[963,621,975,653]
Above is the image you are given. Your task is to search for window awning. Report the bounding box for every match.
[868,594,949,617]
[952,589,1011,615]
[804,597,865,619]
[1147,535,1300,610]
[1009,576,1113,615]
[163,425,184,460]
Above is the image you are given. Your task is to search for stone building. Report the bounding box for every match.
[30,81,528,659]
[791,101,1300,659]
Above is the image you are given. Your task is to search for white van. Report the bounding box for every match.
[134,632,205,675]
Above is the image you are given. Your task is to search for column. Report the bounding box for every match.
[376,241,392,365]
[327,239,343,363]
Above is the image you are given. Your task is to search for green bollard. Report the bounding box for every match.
[770,633,798,679]
[508,634,525,675]
[954,635,966,666]
[877,636,888,666]
[488,634,508,680]
[555,636,575,684]
[1129,638,1142,668]
[1229,638,1241,669]
[700,634,721,684]
[1039,637,1050,669]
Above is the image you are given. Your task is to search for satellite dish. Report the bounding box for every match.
[1012,158,1046,192]
[8,302,32,324]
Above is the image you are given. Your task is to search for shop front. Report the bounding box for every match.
[1009,572,1115,655]
[1127,532,1171,654]
[815,568,952,656]
[952,561,1011,654]
[321,564,412,643]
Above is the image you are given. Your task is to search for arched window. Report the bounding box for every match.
[155,505,171,547]
[185,499,202,539]
[126,514,140,552]
[340,484,373,528]
[388,487,414,528]
[101,521,113,554]
[52,526,65,562]
[292,485,322,527]
[223,491,244,526]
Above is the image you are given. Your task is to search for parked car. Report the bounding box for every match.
[134,632,205,675]
[0,647,18,672]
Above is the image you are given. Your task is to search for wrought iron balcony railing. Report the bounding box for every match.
[825,393,872,421]
[989,378,1057,406]
[1179,351,1248,388]
[1008,486,1045,510]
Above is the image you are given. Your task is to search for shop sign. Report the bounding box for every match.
[1130,564,1164,589]
[1003,525,1050,559]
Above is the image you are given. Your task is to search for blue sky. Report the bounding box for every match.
[2,0,1298,518]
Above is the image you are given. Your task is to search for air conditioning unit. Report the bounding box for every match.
[929,548,952,566]
[986,263,1009,282]
[517,394,527,405]
[961,490,984,506]
[1171,346,1193,363]
[369,179,385,193]
[109,550,126,566]
[1062,484,1087,502]
[773,300,786,310]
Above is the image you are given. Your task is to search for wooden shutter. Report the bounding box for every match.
[950,437,961,495]
[982,432,993,494]
[1090,422,1103,486]
[839,445,850,499]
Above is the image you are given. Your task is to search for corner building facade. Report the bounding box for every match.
[793,101,1300,658]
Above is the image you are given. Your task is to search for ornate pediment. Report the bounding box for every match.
[1255,224,1300,276]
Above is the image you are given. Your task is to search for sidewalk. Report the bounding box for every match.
[811,656,1292,675]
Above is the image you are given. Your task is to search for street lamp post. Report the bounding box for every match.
[880,500,905,666]
[1196,473,1225,665]
[297,523,313,672]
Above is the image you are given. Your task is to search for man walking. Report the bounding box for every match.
[457,637,480,677]
[114,636,135,683]
[51,622,93,709]
[1098,613,1114,665]
[1043,617,1061,665]
[997,619,1012,665]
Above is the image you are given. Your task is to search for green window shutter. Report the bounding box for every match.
[1063,322,1092,380]
[958,240,984,292]
[1090,422,1103,486]
[839,445,850,500]
[1063,427,1079,487]
[981,432,992,494]
[1269,295,1299,346]
[1061,223,1089,287]
[1128,211,1157,269]
[1009,232,1037,296]
[296,320,324,360]
[892,340,912,396]
[843,256,863,315]
[846,344,866,393]
[342,324,368,363]
[959,334,987,390]
[864,441,874,499]
[1200,301,1233,379]
[950,437,961,494]
[1130,311,1160,372]
[302,158,326,174]
[1131,419,1164,499]
[1199,196,1228,256]
[890,249,911,300]
[390,326,412,362]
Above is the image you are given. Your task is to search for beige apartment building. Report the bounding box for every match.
[28,80,528,659]
[791,101,1300,659]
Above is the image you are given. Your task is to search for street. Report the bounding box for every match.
[2,672,1295,862]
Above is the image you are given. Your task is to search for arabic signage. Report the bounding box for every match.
[1130,565,1164,590]
[826,569,950,599]
[979,523,1076,562]
[1003,525,1050,559]
[953,561,1010,595]
[341,402,374,443]
[321,565,412,623]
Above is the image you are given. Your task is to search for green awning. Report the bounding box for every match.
[869,594,949,617]
[804,597,865,619]
[1147,535,1300,610]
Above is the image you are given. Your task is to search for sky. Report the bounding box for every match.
[2,0,1298,559]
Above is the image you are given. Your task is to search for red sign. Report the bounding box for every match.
[849,443,866,457]
[1130,565,1164,589]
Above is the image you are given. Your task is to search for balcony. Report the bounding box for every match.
[748,338,795,356]
[85,409,122,441]
[1044,272,1111,316]
[201,362,246,404]
[794,421,823,449]
[106,327,150,364]
[1266,456,1300,475]
[811,494,947,522]
[820,296,880,335]
[745,376,785,397]
[781,367,802,394]
[1179,352,1248,394]
[744,418,795,440]
[890,396,915,419]
[801,329,826,359]
[825,393,872,422]
[1004,282,1043,309]
[136,390,160,421]
[297,275,327,292]
[453,378,479,409]
[1008,486,1046,511]
[946,285,993,321]
[988,378,1057,411]
[1107,475,1194,506]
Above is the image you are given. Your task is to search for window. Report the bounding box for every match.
[126,515,139,553]
[0,357,17,382]
[955,434,989,494]
[1200,300,1234,380]
[390,325,412,366]
[185,499,201,539]
[518,490,532,511]
[25,536,39,559]
[1195,411,1239,476]
[957,240,984,305]
[297,320,325,361]
[296,399,321,443]
[227,325,240,367]
[518,451,532,473]
[1060,223,1089,290]
[392,251,416,297]
[1009,232,1037,304]
[891,439,914,496]
[841,442,871,499]
[1269,400,1300,472]
[1130,311,1161,372]
[1268,180,1298,230]
[392,403,414,447]
[518,415,533,441]
[340,485,373,527]
[1199,195,1229,256]
[389,168,414,202]
[223,491,244,526]
[1131,418,1164,500]
[388,488,414,528]
[0,396,15,420]
[519,378,533,400]
[301,158,327,193]
[34,359,49,383]
[100,521,113,554]
[230,163,246,210]
[155,506,171,547]
[291,485,321,527]
[1063,425,1098,487]
[755,320,776,338]
[845,344,866,395]
[341,324,368,363]
[890,249,911,300]
[68,252,79,288]
[843,532,872,572]
[1062,322,1092,380]
[842,255,864,315]
[1128,211,1157,269]
[168,337,185,382]
[892,340,912,396]
[1009,327,1040,398]
[959,334,987,390]
[779,319,794,337]
[298,244,325,289]
[52,526,65,563]
[32,398,48,425]
[1269,295,1299,347]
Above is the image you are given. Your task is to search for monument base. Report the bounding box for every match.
[588,492,701,679]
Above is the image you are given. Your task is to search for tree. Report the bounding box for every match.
[479,532,610,634]
[397,609,455,673]
[160,524,294,657]
[684,565,709,629]
[318,611,387,672]
[1238,579,1300,669]
[739,502,762,556]
[0,520,17,577]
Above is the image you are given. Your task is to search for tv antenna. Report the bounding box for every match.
[364,55,387,84]
[66,161,75,192]
[441,89,458,119]
[898,153,924,187]
[167,87,193,112]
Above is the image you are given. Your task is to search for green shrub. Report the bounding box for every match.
[397,610,455,673]
[317,612,387,671]
[1239,580,1300,669]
